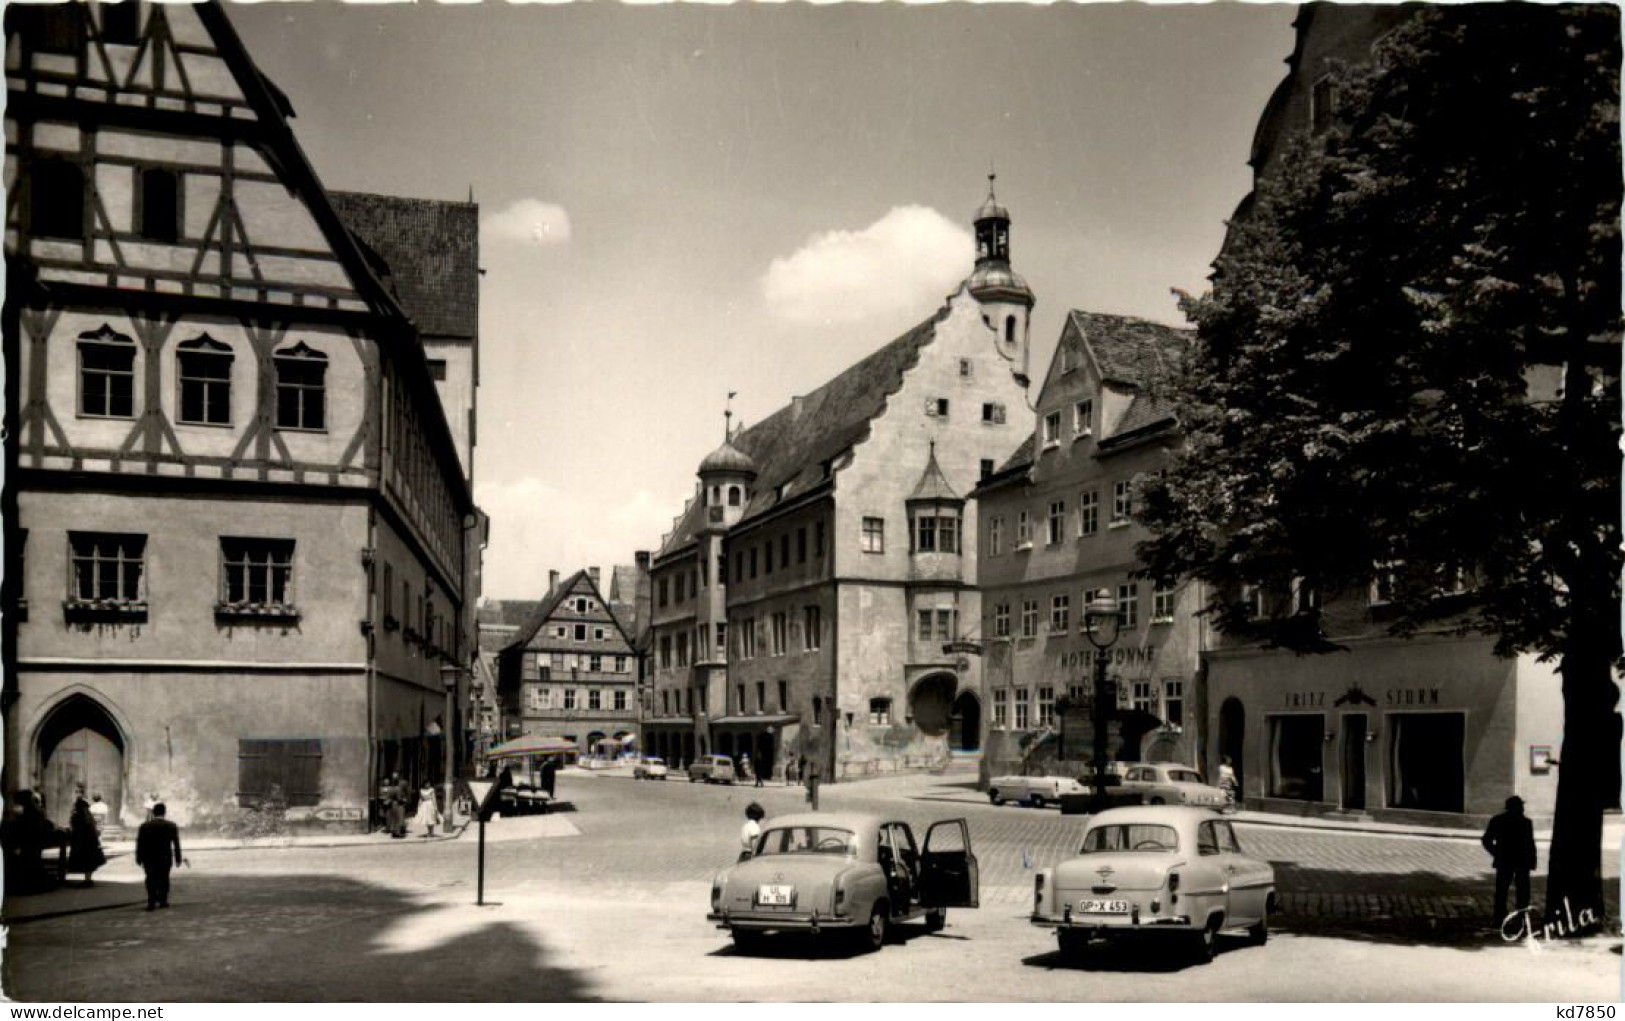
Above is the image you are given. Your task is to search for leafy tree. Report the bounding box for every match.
[1140,5,1620,927]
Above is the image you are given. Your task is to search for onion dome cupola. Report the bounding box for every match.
[965,173,1034,386]
[698,435,757,530]
[907,443,965,570]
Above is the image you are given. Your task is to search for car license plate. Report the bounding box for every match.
[1075,899,1130,914]
[757,885,794,906]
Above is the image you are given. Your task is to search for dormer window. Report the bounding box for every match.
[1042,411,1062,448]
[1074,399,1093,437]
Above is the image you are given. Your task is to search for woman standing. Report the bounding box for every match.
[738,802,765,861]
[66,792,105,887]
[414,784,443,838]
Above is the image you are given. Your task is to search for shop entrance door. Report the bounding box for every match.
[1341,714,1367,811]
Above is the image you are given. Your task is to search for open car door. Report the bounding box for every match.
[919,818,979,909]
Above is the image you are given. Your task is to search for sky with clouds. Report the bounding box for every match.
[228,1,1297,600]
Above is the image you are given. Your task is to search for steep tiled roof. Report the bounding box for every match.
[997,434,1036,474]
[657,309,945,559]
[1107,392,1181,443]
[477,600,544,630]
[1070,311,1188,389]
[908,445,962,503]
[329,191,479,340]
[609,566,640,604]
[503,572,589,652]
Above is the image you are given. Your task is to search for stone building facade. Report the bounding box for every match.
[644,185,1036,780]
[2,2,480,830]
[975,311,1203,781]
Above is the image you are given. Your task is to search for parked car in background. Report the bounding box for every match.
[688,754,737,784]
[633,756,669,780]
[1031,805,1276,962]
[1115,763,1229,809]
[708,812,979,953]
[987,775,1088,808]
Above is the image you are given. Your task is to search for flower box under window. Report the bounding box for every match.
[215,601,301,625]
[63,597,148,624]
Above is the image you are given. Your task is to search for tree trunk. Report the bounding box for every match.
[1543,637,1619,933]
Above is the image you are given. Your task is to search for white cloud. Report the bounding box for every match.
[482,197,572,248]
[760,206,973,326]
[473,476,675,600]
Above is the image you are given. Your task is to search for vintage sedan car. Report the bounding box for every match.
[687,754,736,784]
[1114,763,1229,810]
[987,775,1088,808]
[708,811,980,953]
[633,757,669,780]
[1031,805,1276,962]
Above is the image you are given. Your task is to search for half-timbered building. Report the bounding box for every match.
[2,1,480,830]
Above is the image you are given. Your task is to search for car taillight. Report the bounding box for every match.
[1168,872,1180,898]
[1034,873,1046,912]
[711,877,723,910]
[833,878,848,916]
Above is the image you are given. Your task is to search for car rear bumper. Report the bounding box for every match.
[708,910,861,934]
[1032,911,1194,931]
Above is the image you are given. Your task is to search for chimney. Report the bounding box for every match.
[549,570,560,594]
[635,550,651,570]
[588,566,601,586]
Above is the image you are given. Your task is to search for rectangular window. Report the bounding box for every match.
[797,527,807,563]
[79,331,137,418]
[1388,713,1465,813]
[220,537,295,608]
[589,654,603,673]
[980,458,994,480]
[675,573,686,602]
[1043,411,1062,447]
[803,606,821,651]
[657,578,668,607]
[992,689,1008,728]
[736,684,746,713]
[1293,577,1322,614]
[1078,491,1098,537]
[614,690,627,712]
[661,691,670,716]
[1116,583,1138,628]
[1370,562,1401,606]
[1152,587,1175,624]
[236,739,321,809]
[676,633,689,667]
[614,655,627,673]
[574,623,587,641]
[989,516,1004,556]
[861,517,885,553]
[1014,688,1031,730]
[771,612,787,657]
[993,602,1010,639]
[780,533,790,569]
[916,515,937,553]
[1050,594,1070,634]
[1163,679,1184,727]
[1112,480,1133,523]
[925,397,950,417]
[741,617,758,659]
[982,402,1006,424]
[1037,686,1055,728]
[1268,714,1325,801]
[564,689,577,710]
[69,532,145,602]
[137,166,181,243]
[426,358,447,381]
[959,358,973,378]
[1242,584,1266,620]
[1016,511,1031,548]
[588,690,602,711]
[749,548,758,578]
[936,607,955,642]
[1047,501,1065,544]
[815,520,825,558]
[735,552,744,584]
[177,340,232,425]
[869,698,892,726]
[32,158,85,239]
[1020,599,1038,639]
[1074,399,1093,437]
[659,635,672,670]
[764,542,773,575]
[274,347,327,431]
[1131,680,1154,715]
[917,608,934,642]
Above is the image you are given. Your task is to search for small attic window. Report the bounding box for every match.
[959,359,972,378]
[728,486,741,507]
[1005,316,1017,345]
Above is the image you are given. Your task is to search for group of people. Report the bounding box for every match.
[2,787,112,893]
[380,773,443,839]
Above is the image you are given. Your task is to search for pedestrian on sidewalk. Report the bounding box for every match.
[135,803,183,911]
[88,793,109,830]
[385,773,408,838]
[67,791,106,887]
[1482,795,1536,925]
[739,802,766,861]
[739,754,754,786]
[414,783,442,838]
[784,752,799,787]
[804,761,821,810]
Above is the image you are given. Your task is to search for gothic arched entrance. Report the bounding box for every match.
[1219,697,1245,794]
[909,674,957,736]
[949,690,982,751]
[37,694,126,827]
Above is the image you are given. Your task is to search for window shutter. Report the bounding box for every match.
[924,398,937,416]
[288,740,323,807]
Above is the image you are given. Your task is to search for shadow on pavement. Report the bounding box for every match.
[5,872,600,1002]
[706,921,951,960]
[1021,935,1253,973]
[1273,861,1620,950]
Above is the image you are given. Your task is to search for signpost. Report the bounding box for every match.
[467,778,505,907]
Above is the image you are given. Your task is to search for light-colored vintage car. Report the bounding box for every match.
[988,775,1088,808]
[1031,805,1276,962]
[1115,763,1230,810]
[633,756,669,780]
[687,754,736,784]
[708,811,980,953]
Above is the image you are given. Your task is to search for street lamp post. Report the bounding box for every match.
[440,664,460,830]
[1082,593,1124,815]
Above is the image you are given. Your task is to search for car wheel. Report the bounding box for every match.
[689,774,699,783]
[1057,930,1089,958]
[1149,796,1165,805]
[988,789,1004,806]
[924,909,946,933]
[1029,795,1046,809]
[1246,913,1268,946]
[858,904,889,953]
[1192,919,1218,964]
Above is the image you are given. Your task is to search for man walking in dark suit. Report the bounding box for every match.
[1482,794,1537,924]
[135,802,183,911]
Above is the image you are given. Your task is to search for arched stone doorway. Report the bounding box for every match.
[1219,697,1245,793]
[37,694,126,828]
[949,690,982,751]
[909,673,957,736]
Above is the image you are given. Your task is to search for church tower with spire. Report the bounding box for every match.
[966,174,1036,386]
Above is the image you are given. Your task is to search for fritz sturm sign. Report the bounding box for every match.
[1283,686,1442,709]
